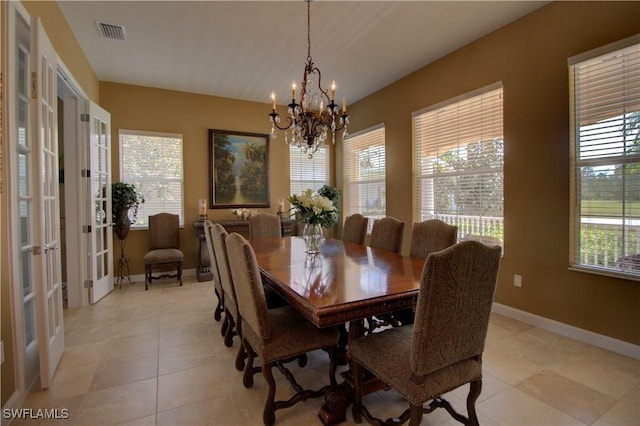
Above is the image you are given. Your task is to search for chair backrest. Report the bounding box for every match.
[369,216,405,254]
[211,223,236,307]
[410,240,501,377]
[409,219,458,259]
[342,214,369,245]
[148,213,180,250]
[249,213,281,240]
[203,220,222,287]
[226,232,271,340]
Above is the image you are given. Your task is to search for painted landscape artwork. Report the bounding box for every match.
[209,129,270,208]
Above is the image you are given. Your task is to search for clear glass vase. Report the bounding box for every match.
[303,223,324,254]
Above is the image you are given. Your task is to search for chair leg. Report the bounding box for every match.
[221,315,229,337]
[214,288,224,321]
[145,265,150,290]
[235,343,247,371]
[223,312,236,347]
[262,362,277,426]
[178,262,183,286]
[242,340,260,388]
[466,380,482,426]
[409,403,423,426]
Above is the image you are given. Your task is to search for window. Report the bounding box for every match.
[289,145,329,194]
[413,84,504,245]
[569,37,640,280]
[119,130,184,228]
[343,124,386,233]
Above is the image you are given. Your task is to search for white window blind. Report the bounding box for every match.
[413,84,504,245]
[569,38,640,280]
[120,130,184,228]
[343,124,386,233]
[290,145,329,195]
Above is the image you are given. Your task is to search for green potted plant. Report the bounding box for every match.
[111,182,144,240]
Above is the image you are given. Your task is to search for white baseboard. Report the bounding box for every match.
[492,303,640,360]
[1,390,24,426]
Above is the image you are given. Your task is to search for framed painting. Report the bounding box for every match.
[209,129,270,208]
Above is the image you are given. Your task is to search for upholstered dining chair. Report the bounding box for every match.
[203,220,224,322]
[369,216,406,254]
[226,232,340,426]
[143,213,183,290]
[211,224,290,365]
[211,224,239,347]
[350,241,502,426]
[249,213,282,240]
[342,213,369,245]
[409,219,458,259]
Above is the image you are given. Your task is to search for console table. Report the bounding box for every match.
[193,217,298,282]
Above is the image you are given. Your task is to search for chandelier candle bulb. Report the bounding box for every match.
[331,81,336,99]
[271,92,276,110]
[342,98,347,113]
[292,82,296,99]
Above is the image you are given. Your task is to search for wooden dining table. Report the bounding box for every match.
[249,236,426,425]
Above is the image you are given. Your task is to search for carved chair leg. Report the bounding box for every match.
[466,380,482,426]
[221,315,229,337]
[213,288,223,321]
[235,343,247,371]
[223,313,236,347]
[242,340,260,388]
[262,362,277,426]
[409,403,423,426]
[178,262,183,286]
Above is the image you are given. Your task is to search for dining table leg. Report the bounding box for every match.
[318,319,388,425]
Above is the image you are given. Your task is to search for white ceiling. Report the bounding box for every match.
[58,1,548,105]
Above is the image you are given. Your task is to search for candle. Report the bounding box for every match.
[342,97,347,113]
[278,199,285,213]
[292,81,296,99]
[271,92,276,110]
[199,199,207,217]
[331,81,336,99]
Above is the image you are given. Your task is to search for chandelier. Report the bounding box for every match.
[269,0,349,158]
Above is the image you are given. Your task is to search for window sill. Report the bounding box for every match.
[569,265,640,282]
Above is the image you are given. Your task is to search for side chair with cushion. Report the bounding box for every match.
[143,213,183,290]
[342,213,369,245]
[350,240,502,426]
[203,220,224,322]
[409,219,458,259]
[226,232,340,426]
[369,216,406,254]
[249,213,282,240]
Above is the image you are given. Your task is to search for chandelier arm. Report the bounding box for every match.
[269,111,294,131]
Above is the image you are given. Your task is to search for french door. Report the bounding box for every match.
[31,15,64,389]
[86,102,113,303]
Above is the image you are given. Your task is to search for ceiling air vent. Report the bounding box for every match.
[95,21,127,41]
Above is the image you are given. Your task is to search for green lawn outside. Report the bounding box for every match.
[581,200,640,218]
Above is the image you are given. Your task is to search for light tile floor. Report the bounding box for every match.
[15,276,640,426]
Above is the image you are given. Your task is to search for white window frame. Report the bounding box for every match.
[343,123,386,234]
[568,35,640,281]
[119,129,184,229]
[412,83,504,246]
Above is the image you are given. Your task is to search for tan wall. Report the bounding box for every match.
[21,0,99,102]
[342,1,640,344]
[99,82,319,275]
